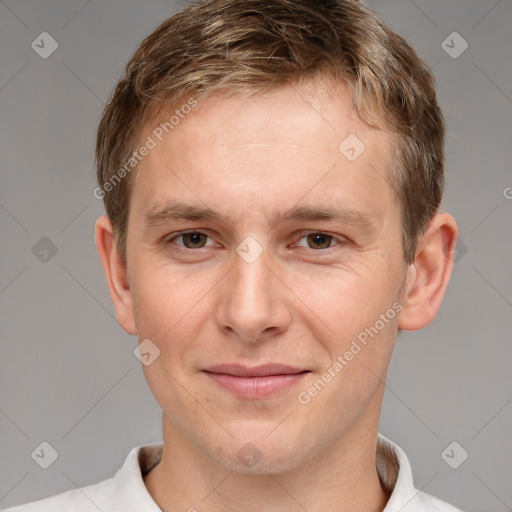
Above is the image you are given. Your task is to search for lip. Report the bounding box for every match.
[203,364,310,399]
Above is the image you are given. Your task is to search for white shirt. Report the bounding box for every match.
[4,435,463,511]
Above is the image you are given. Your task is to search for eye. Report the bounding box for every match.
[296,232,339,249]
[171,231,214,249]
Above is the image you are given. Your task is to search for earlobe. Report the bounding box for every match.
[95,216,137,335]
[398,213,458,331]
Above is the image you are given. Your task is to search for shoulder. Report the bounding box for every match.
[411,490,464,512]
[2,443,163,512]
[2,477,114,512]
[377,434,464,512]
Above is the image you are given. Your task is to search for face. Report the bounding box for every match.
[123,81,408,473]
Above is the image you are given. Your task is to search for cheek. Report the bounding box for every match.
[132,267,211,412]
[129,260,234,391]
[293,264,401,348]
[130,260,214,336]
[296,314,398,422]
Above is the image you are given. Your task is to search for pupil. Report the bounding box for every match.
[308,233,331,249]
[185,233,205,247]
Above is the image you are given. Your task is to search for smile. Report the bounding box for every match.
[203,364,311,399]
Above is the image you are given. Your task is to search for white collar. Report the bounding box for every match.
[110,434,460,512]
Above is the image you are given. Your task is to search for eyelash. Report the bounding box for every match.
[168,231,217,249]
[166,230,346,251]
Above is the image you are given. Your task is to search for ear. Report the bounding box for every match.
[95,216,137,335]
[398,213,458,331]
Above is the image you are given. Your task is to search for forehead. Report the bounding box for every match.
[143,81,375,148]
[131,81,397,224]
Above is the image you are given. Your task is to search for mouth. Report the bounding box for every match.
[203,364,311,399]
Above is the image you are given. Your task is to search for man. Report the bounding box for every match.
[6,0,461,510]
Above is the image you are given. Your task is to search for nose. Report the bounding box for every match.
[215,246,292,343]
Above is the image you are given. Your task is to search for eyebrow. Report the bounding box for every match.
[144,202,223,227]
[143,201,376,232]
[275,205,375,229]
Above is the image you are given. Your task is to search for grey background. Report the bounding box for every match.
[0,0,511,510]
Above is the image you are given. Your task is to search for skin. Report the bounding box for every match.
[96,79,458,512]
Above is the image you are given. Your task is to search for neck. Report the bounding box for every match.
[144,408,388,512]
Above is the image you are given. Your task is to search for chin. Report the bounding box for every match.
[205,428,311,475]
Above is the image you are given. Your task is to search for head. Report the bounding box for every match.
[95,0,457,474]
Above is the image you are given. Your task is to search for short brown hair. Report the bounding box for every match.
[96,0,445,264]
